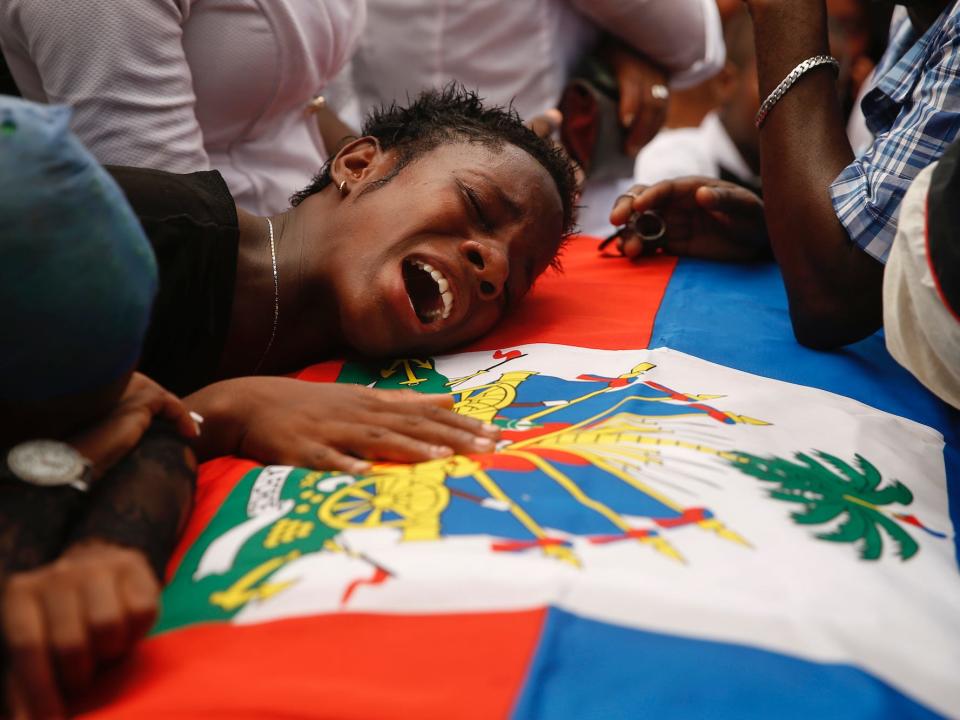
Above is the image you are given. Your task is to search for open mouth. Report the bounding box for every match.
[402,258,454,324]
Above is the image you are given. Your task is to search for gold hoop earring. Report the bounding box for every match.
[338,180,347,195]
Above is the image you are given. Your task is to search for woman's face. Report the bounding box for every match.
[318,141,565,356]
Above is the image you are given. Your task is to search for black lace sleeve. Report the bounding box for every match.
[66,420,198,580]
[0,469,83,578]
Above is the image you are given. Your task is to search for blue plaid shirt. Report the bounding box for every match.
[830,2,960,263]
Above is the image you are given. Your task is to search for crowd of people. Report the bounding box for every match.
[0,0,957,716]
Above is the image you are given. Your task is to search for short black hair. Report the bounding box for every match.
[290,84,579,240]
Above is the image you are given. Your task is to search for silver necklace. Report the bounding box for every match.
[253,217,279,373]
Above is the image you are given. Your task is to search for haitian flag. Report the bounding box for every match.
[79,241,959,719]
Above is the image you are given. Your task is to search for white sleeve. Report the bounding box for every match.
[633,129,716,185]
[568,0,725,89]
[1,0,209,171]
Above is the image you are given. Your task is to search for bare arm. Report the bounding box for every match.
[747,0,884,348]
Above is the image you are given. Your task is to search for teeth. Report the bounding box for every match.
[413,259,455,320]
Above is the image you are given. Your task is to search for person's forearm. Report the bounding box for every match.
[748,0,884,348]
[0,481,82,578]
[67,421,197,580]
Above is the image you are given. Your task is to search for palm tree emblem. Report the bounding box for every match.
[731,450,942,561]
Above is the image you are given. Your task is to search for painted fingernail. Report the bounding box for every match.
[431,445,454,457]
[190,411,205,424]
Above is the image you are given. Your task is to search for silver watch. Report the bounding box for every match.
[6,440,93,492]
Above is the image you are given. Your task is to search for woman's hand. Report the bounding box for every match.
[609,177,769,261]
[528,109,586,196]
[604,41,670,156]
[69,372,198,480]
[2,541,159,720]
[186,377,501,473]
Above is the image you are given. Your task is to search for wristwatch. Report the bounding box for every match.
[6,440,93,492]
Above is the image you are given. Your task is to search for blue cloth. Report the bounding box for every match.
[514,608,942,720]
[650,257,959,566]
[0,96,157,401]
[830,2,960,263]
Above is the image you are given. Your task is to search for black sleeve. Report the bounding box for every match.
[0,422,197,584]
[107,166,241,396]
[67,420,197,581]
[0,467,84,578]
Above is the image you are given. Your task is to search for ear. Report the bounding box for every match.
[331,137,383,193]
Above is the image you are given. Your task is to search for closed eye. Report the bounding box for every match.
[457,179,495,234]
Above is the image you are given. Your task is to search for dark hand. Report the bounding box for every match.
[528,110,586,195]
[187,377,502,473]
[605,43,669,155]
[609,178,768,261]
[2,541,158,719]
[528,109,563,142]
[69,372,198,480]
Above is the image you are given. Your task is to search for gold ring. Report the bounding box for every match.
[306,95,327,113]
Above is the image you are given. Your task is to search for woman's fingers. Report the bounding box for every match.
[337,424,459,464]
[1,548,161,719]
[156,388,201,440]
[127,374,197,440]
[2,581,65,720]
[299,443,372,475]
[81,571,128,662]
[117,559,160,645]
[371,388,454,408]
[40,584,93,696]
[70,372,196,479]
[528,109,562,140]
[69,408,151,479]
[623,88,667,156]
[374,411,498,455]
[361,388,500,441]
[388,400,499,438]
[617,71,644,135]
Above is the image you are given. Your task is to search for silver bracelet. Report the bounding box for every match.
[754,55,840,129]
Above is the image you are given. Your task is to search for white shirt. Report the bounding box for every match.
[883,162,960,410]
[0,0,366,215]
[633,112,759,188]
[338,0,724,125]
